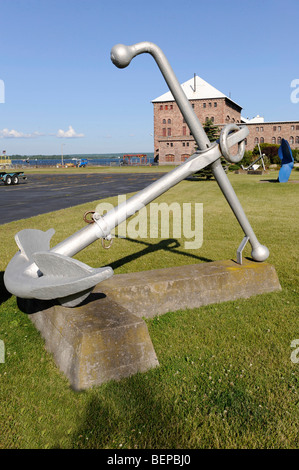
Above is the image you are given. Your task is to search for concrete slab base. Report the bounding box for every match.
[97,259,282,319]
[20,259,281,390]
[20,296,159,391]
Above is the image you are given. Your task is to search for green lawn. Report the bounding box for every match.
[15,164,175,175]
[0,170,298,449]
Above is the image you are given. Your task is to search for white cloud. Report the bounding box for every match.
[0,125,84,139]
[0,128,44,138]
[56,125,84,138]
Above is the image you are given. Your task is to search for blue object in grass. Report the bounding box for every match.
[278,139,294,183]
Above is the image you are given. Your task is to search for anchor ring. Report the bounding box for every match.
[220,123,246,164]
[83,210,95,224]
[101,237,113,249]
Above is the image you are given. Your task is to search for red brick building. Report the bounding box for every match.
[152,75,299,164]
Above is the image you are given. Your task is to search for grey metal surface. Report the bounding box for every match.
[237,236,250,265]
[4,41,269,307]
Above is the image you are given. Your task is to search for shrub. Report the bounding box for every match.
[292,148,299,162]
[228,164,241,171]
[252,143,281,164]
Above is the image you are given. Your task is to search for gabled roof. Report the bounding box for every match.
[152,75,242,109]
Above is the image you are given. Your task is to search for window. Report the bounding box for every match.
[205,116,209,122]
[192,104,195,109]
[181,154,189,162]
[273,126,277,131]
[162,119,166,124]
[256,127,259,132]
[163,128,166,137]
[278,126,281,131]
[272,137,276,144]
[211,117,214,123]
[290,136,294,144]
[170,143,173,147]
[165,154,174,162]
[183,126,186,136]
[170,105,173,110]
[296,136,299,144]
[226,115,230,122]
[291,125,295,130]
[165,105,168,110]
[182,142,185,147]
[214,102,217,107]
[260,127,263,132]
[255,137,259,144]
[168,119,171,124]
[160,105,163,110]
[296,125,299,130]
[186,142,189,147]
[203,103,206,108]
[245,138,247,146]
[277,137,281,144]
[167,128,171,136]
[260,137,264,144]
[209,102,212,107]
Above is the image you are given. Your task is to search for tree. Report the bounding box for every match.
[203,118,220,142]
[194,119,226,179]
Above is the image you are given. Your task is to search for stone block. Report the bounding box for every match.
[22,296,159,391]
[97,259,281,318]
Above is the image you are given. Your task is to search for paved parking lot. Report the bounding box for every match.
[0,173,164,224]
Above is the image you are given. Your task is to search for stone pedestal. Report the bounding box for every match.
[97,259,281,318]
[21,296,159,391]
[21,259,281,390]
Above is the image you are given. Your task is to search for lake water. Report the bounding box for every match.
[11,153,155,168]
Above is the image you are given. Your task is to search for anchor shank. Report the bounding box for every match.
[51,145,222,258]
[50,124,247,259]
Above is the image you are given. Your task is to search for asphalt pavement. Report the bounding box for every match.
[0,172,164,224]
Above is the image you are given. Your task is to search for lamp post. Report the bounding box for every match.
[61,143,65,166]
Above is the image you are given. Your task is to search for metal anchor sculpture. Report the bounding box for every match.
[4,41,269,308]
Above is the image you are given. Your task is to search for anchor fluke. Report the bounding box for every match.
[32,252,113,298]
[15,228,55,260]
[4,228,113,308]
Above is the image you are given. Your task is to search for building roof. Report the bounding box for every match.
[241,115,265,124]
[152,74,242,109]
[242,118,299,125]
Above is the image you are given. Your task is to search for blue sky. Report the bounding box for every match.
[0,0,298,155]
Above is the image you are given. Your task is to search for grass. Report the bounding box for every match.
[0,169,298,449]
[13,164,175,175]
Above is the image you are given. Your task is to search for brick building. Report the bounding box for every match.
[152,75,299,164]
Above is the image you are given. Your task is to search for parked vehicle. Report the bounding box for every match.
[76,158,88,168]
[0,171,27,185]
